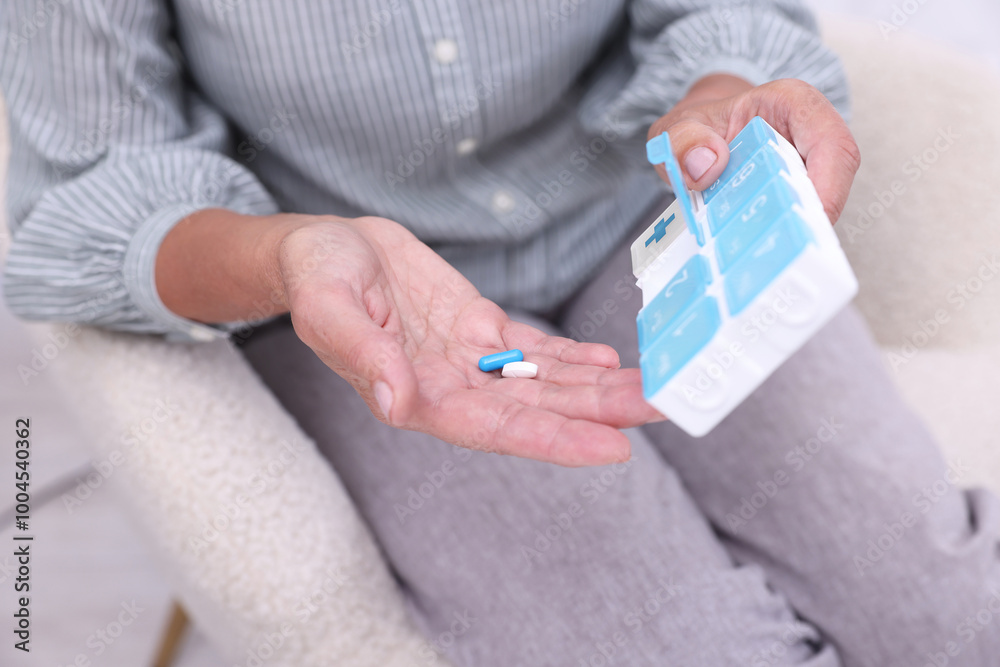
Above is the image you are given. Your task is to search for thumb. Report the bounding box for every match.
[306,289,419,427]
[648,117,731,191]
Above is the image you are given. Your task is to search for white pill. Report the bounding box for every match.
[501,361,538,379]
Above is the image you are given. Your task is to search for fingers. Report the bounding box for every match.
[744,80,861,224]
[801,132,862,224]
[424,388,633,467]
[488,376,664,428]
[787,105,861,224]
[647,116,732,191]
[417,321,659,464]
[486,351,667,426]
[478,318,665,426]
[469,335,666,427]
[540,361,644,388]
[648,78,861,223]
[501,320,621,368]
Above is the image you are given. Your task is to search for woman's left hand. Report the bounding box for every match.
[647,75,861,224]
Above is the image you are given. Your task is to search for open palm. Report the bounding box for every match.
[277,216,662,466]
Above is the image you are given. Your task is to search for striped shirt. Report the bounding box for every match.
[0,0,849,342]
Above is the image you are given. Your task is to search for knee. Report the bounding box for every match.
[827,488,1000,666]
[846,568,1000,667]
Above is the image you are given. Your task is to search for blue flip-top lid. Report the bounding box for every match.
[646,132,705,246]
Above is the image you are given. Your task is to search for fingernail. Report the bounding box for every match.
[374,381,394,422]
[684,147,718,182]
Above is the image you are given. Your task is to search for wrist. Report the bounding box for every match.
[156,208,311,323]
[256,214,316,311]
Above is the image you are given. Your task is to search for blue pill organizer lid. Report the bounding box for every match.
[646,132,705,246]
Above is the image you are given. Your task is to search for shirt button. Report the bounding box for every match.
[432,39,459,64]
[491,190,517,214]
[455,137,478,156]
[188,327,218,342]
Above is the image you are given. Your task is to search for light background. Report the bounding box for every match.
[0,1,997,664]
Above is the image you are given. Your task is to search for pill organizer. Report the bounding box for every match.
[633,116,858,436]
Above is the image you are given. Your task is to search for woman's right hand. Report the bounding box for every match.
[274,216,663,466]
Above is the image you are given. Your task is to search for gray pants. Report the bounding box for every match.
[239,205,1000,667]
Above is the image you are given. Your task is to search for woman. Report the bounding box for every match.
[3,1,998,664]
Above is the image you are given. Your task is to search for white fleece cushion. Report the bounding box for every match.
[822,17,1000,494]
[824,16,1000,350]
[33,323,452,667]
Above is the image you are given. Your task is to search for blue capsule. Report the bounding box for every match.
[479,349,524,372]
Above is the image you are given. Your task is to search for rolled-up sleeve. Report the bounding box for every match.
[580,0,851,141]
[1,0,279,341]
